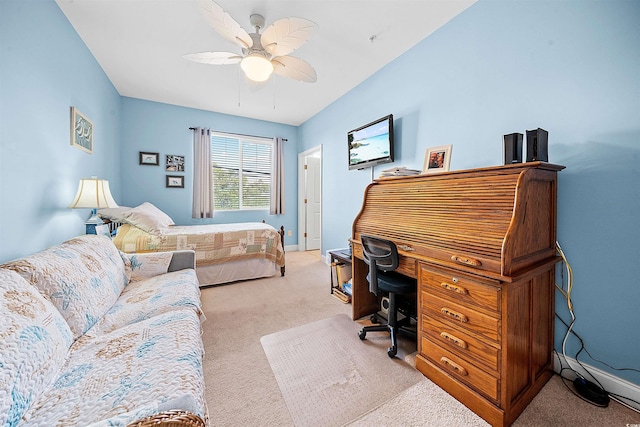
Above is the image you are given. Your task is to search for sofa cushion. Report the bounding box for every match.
[125,251,174,283]
[20,309,207,427]
[1,235,128,340]
[0,269,73,427]
[87,269,205,336]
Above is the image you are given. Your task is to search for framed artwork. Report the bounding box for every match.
[166,155,185,172]
[70,107,93,154]
[422,144,453,174]
[139,151,159,165]
[166,175,184,188]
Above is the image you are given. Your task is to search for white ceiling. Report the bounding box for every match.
[56,0,475,126]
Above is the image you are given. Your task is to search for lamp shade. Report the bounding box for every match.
[68,177,118,209]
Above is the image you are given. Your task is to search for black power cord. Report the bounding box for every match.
[554,242,640,412]
[573,377,610,407]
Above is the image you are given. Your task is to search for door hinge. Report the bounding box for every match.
[304,198,307,204]
[304,164,308,169]
[304,232,307,237]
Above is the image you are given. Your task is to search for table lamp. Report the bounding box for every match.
[68,177,118,234]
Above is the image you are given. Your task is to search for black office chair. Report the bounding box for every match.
[357,235,417,358]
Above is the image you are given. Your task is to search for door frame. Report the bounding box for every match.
[298,145,322,251]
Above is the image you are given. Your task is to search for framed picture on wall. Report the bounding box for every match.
[166,155,185,172]
[70,107,93,154]
[139,151,159,165]
[166,175,184,188]
[422,145,453,174]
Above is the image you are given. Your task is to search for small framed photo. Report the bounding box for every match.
[166,155,185,172]
[166,175,184,188]
[422,145,453,174]
[139,151,159,165]
[95,224,111,237]
[70,107,93,154]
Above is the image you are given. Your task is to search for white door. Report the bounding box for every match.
[305,155,321,250]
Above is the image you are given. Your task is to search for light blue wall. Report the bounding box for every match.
[119,97,298,237]
[299,0,640,385]
[0,0,298,262]
[0,0,122,262]
[1,0,638,388]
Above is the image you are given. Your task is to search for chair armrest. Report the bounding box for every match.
[168,250,196,272]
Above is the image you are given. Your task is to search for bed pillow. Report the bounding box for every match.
[97,206,131,222]
[123,202,174,234]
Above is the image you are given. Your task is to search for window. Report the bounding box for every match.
[211,132,272,211]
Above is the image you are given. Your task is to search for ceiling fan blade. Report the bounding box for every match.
[261,17,317,57]
[183,52,242,65]
[196,0,253,49]
[272,56,317,83]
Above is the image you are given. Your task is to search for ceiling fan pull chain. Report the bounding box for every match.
[237,68,241,107]
[273,77,277,110]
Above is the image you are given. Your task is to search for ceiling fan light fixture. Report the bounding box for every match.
[240,54,273,82]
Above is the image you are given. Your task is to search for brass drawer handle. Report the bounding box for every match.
[440,357,468,376]
[441,307,468,323]
[440,282,469,295]
[440,332,468,349]
[451,255,482,267]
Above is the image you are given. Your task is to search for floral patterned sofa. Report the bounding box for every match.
[0,234,207,426]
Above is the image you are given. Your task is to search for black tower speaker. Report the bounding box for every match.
[526,128,548,162]
[503,133,523,165]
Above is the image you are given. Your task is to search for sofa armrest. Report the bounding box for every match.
[168,250,196,272]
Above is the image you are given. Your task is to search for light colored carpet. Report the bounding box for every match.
[261,314,424,427]
[348,377,489,427]
[200,250,640,426]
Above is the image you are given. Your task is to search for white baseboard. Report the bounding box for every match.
[554,354,640,411]
[284,245,298,252]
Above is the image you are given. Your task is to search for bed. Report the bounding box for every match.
[99,203,285,287]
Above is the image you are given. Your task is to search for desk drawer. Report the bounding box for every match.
[422,315,499,373]
[420,265,501,314]
[422,337,499,402]
[422,292,500,342]
[397,256,417,278]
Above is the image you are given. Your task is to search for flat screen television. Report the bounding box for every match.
[347,114,394,170]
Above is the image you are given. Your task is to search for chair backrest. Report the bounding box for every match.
[360,234,400,295]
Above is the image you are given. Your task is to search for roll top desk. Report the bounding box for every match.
[351,162,565,427]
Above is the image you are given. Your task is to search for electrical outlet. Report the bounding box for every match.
[287,230,292,236]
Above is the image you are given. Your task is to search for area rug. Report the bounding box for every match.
[260,314,424,427]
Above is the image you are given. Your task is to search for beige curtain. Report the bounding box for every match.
[192,127,214,218]
[270,137,285,215]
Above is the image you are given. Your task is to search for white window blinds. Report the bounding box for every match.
[211,132,272,210]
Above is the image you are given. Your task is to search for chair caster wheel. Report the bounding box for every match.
[370,314,380,324]
[358,330,367,340]
[387,346,397,358]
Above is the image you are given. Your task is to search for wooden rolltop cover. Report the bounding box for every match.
[352,162,565,278]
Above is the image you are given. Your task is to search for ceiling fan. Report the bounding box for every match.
[184,0,318,83]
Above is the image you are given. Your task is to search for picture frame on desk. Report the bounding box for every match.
[94,224,111,237]
[422,144,452,174]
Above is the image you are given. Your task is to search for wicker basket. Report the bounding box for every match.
[127,410,205,427]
